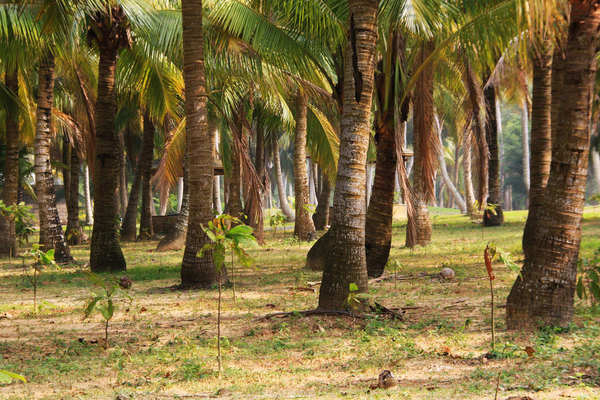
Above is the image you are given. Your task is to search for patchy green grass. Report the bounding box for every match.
[1,209,599,399]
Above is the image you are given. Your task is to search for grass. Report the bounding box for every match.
[0,209,599,399]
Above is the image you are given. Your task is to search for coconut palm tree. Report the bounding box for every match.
[318,0,378,310]
[179,0,218,288]
[506,0,600,328]
[293,88,316,240]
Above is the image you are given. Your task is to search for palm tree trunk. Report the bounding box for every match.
[0,68,20,257]
[520,98,531,193]
[293,89,316,240]
[227,109,243,218]
[409,42,435,247]
[522,44,553,258]
[317,0,377,310]
[435,116,466,213]
[180,0,218,288]
[118,131,128,217]
[121,156,143,241]
[66,147,85,245]
[313,171,331,230]
[506,5,600,329]
[138,114,155,240]
[90,42,126,272]
[463,131,476,217]
[483,83,504,226]
[365,115,397,277]
[34,53,72,264]
[272,139,294,220]
[84,163,93,225]
[462,57,488,206]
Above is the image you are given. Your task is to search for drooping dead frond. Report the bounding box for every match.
[461,55,488,208]
[152,116,186,195]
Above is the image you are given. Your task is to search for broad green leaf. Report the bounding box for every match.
[349,283,358,292]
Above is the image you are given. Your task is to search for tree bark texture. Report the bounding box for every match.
[522,45,553,257]
[0,69,19,257]
[180,0,218,288]
[506,3,600,329]
[272,139,294,220]
[138,114,155,240]
[483,83,504,226]
[318,0,377,310]
[34,53,72,264]
[408,42,436,247]
[66,147,85,245]
[293,89,316,240]
[365,115,397,277]
[90,38,126,272]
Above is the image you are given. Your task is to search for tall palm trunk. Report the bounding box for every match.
[90,31,127,272]
[272,139,294,220]
[34,53,72,264]
[463,131,476,217]
[227,108,243,218]
[84,163,93,225]
[66,147,85,245]
[293,89,316,240]
[0,69,19,257]
[520,98,531,193]
[522,44,553,258]
[180,0,217,288]
[408,42,436,247]
[506,4,600,328]
[121,155,143,241]
[483,83,504,226]
[118,131,128,217]
[462,58,489,206]
[365,115,397,277]
[435,116,466,213]
[138,114,155,240]
[318,0,378,310]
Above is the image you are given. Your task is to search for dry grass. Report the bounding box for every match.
[1,208,599,399]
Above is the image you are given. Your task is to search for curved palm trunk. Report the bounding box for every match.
[313,171,331,230]
[121,157,143,241]
[272,139,294,220]
[90,42,126,272]
[318,0,378,310]
[522,44,553,258]
[293,89,316,240]
[435,116,466,213]
[138,114,155,240]
[66,148,85,245]
[506,5,600,329]
[180,0,218,288]
[408,42,436,247]
[34,53,72,264]
[0,69,19,257]
[483,83,504,226]
[365,118,397,277]
[462,58,489,207]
